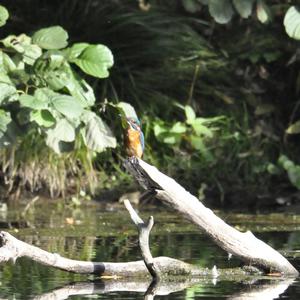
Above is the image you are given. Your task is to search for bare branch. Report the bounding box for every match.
[124,199,160,279]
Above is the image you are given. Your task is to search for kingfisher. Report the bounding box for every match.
[124,117,144,158]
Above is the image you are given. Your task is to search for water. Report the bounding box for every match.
[0,201,300,299]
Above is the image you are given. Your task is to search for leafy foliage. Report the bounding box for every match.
[284,6,300,40]
[0,23,115,155]
[180,0,276,25]
[0,5,8,27]
[72,45,114,78]
[278,156,300,190]
[208,0,234,24]
[153,105,224,160]
[32,26,69,50]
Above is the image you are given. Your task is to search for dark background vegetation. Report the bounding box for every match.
[1,0,300,209]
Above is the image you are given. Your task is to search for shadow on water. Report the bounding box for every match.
[0,202,300,299]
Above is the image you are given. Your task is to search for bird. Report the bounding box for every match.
[124,117,144,158]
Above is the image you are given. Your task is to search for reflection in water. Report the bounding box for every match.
[13,277,294,300]
[230,279,295,300]
[0,203,300,299]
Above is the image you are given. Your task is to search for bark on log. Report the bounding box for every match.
[124,157,299,276]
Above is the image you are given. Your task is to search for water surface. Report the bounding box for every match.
[0,201,300,299]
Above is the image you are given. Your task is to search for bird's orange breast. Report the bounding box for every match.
[125,128,143,158]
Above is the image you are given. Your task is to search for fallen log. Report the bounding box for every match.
[124,157,299,276]
[0,231,206,276]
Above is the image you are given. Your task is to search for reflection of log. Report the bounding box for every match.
[0,231,204,276]
[231,278,295,300]
[124,157,299,276]
[29,279,207,300]
[31,278,295,300]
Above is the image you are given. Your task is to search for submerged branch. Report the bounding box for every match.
[124,157,299,276]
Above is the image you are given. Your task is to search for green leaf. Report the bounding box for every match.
[44,71,66,91]
[191,119,213,137]
[153,123,167,137]
[39,53,68,90]
[30,110,55,127]
[51,95,84,119]
[162,133,181,144]
[0,83,17,104]
[208,0,234,24]
[284,6,300,40]
[1,34,29,50]
[278,155,294,170]
[1,34,42,65]
[0,109,11,137]
[46,134,73,154]
[190,135,213,160]
[19,94,48,109]
[43,50,65,69]
[233,0,254,18]
[0,5,9,27]
[34,87,57,102]
[190,135,205,150]
[33,51,65,74]
[256,0,272,24]
[182,0,202,13]
[67,43,89,61]
[60,65,95,107]
[2,52,17,72]
[23,44,42,65]
[0,72,11,84]
[170,122,186,134]
[286,120,300,134]
[267,163,280,175]
[48,119,75,142]
[74,45,114,78]
[185,105,196,124]
[116,102,138,119]
[153,121,182,145]
[287,166,300,189]
[82,112,116,152]
[32,26,68,50]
